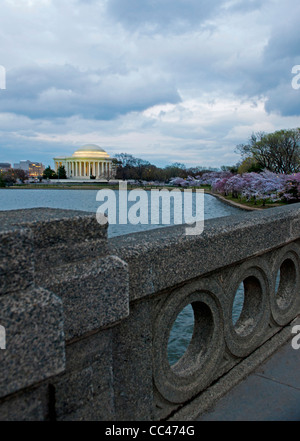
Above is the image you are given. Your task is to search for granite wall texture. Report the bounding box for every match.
[0,204,300,420]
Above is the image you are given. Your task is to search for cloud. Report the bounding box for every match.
[232,0,300,117]
[106,0,223,34]
[1,64,180,119]
[0,0,299,170]
[265,82,300,116]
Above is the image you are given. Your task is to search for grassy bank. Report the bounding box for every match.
[222,194,285,209]
[205,190,286,210]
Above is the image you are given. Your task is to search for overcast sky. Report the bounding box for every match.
[0,0,299,169]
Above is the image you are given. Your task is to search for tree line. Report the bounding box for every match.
[115,128,300,180]
[0,168,27,187]
[1,127,299,187]
[113,153,220,181]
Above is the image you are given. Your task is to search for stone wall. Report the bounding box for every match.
[0,204,300,420]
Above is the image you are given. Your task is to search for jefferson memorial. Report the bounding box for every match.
[53,144,116,180]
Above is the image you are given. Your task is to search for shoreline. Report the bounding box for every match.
[204,190,262,211]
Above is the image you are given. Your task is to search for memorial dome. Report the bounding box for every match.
[72,144,110,159]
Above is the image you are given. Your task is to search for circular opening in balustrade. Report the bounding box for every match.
[167,301,214,374]
[232,276,263,337]
[153,286,224,403]
[275,258,297,309]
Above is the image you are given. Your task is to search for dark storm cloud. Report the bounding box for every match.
[106,0,266,34]
[263,8,300,116]
[232,0,300,117]
[0,64,180,119]
[0,0,299,168]
[106,0,223,33]
[227,0,265,14]
[265,83,300,116]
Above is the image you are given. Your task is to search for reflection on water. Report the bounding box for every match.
[232,283,245,326]
[168,304,194,366]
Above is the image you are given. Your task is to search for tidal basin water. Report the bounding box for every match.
[0,188,240,237]
[0,188,244,365]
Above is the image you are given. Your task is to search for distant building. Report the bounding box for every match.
[14,160,45,177]
[28,162,45,177]
[0,163,11,173]
[54,144,116,180]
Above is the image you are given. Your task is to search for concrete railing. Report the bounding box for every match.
[0,203,300,420]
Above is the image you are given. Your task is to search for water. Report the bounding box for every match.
[232,282,245,326]
[168,304,194,365]
[0,188,240,237]
[0,188,243,365]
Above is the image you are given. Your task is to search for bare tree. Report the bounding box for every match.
[236,129,300,174]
